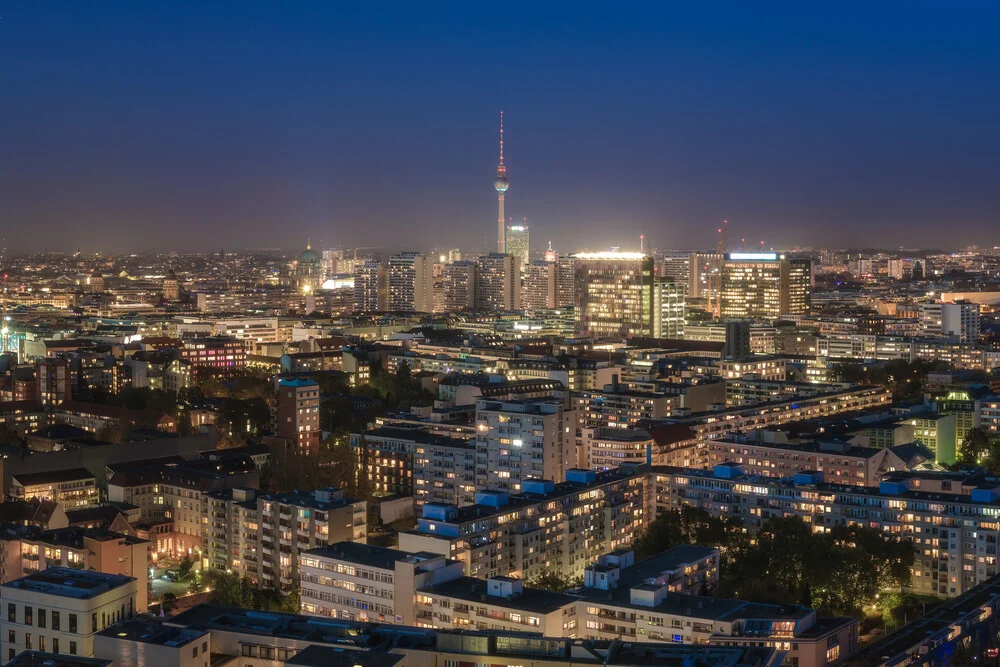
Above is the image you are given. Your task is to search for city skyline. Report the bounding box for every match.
[1,4,999,253]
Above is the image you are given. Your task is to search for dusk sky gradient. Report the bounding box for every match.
[2,2,999,254]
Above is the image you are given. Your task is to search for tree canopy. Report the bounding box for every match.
[633,510,914,616]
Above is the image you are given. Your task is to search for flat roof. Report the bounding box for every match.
[420,576,580,614]
[2,567,135,599]
[304,542,442,570]
[4,652,112,667]
[97,620,206,647]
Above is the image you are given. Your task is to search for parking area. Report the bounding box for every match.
[150,577,191,600]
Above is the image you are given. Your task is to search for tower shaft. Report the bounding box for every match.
[498,195,506,253]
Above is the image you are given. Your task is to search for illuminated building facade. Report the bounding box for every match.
[652,277,685,339]
[555,255,576,307]
[474,399,570,493]
[296,242,322,293]
[353,260,387,312]
[505,224,529,266]
[474,254,521,311]
[179,337,247,378]
[272,377,320,456]
[387,252,434,313]
[719,253,811,319]
[573,252,655,340]
[651,464,1000,598]
[522,261,556,310]
[399,467,647,581]
[441,261,476,311]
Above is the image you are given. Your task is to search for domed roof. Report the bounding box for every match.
[91,268,103,278]
[299,241,319,265]
[165,268,177,279]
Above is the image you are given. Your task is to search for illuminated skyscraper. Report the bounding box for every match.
[505,223,529,266]
[573,252,655,340]
[719,253,812,319]
[493,111,510,253]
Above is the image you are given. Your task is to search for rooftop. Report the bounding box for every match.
[304,542,442,570]
[4,652,112,667]
[420,576,580,614]
[97,619,206,647]
[2,567,135,599]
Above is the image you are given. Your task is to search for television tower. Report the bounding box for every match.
[493,111,510,253]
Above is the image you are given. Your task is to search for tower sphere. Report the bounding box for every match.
[493,176,510,192]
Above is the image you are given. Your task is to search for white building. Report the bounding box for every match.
[1,568,140,660]
[920,301,980,343]
[299,541,462,624]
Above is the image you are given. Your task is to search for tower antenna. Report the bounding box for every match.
[493,110,510,253]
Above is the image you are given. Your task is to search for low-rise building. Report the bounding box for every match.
[9,471,99,511]
[299,542,463,624]
[1,568,140,660]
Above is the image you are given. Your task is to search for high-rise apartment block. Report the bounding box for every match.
[522,261,556,310]
[36,358,72,408]
[387,252,434,313]
[555,255,576,307]
[474,399,570,493]
[573,252,654,340]
[441,261,476,311]
[475,254,521,311]
[202,487,367,591]
[353,260,387,312]
[719,253,811,319]
[271,377,320,456]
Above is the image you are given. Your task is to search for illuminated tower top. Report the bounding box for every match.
[493,111,509,193]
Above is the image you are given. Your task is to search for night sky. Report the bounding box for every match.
[2,2,999,254]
